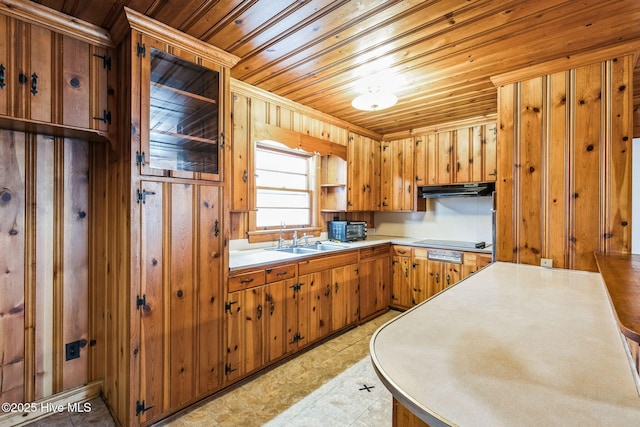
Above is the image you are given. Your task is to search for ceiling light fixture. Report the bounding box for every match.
[351,85,397,111]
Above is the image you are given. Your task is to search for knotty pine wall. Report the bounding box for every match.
[495,54,633,271]
[0,130,101,403]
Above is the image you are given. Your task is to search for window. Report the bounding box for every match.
[255,141,314,228]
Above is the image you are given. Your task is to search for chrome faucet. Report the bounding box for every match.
[278,221,286,249]
[292,230,298,247]
[299,233,310,246]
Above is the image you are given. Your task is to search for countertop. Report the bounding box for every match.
[229,235,492,271]
[370,262,640,426]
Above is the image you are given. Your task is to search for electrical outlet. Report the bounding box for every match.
[540,258,553,268]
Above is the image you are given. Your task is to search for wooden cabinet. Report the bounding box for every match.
[415,123,496,186]
[347,133,380,211]
[137,181,224,424]
[381,138,414,211]
[391,246,413,310]
[0,7,111,141]
[230,92,252,210]
[359,245,391,320]
[284,276,310,353]
[320,153,347,212]
[392,245,491,309]
[330,263,360,331]
[301,270,332,342]
[135,33,229,181]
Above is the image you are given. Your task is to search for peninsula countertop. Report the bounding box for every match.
[370,262,640,426]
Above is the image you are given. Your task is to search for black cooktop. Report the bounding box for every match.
[413,239,486,249]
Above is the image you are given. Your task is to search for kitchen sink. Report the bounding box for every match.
[273,247,318,254]
[309,243,350,251]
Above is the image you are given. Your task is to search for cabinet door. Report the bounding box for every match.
[391,254,412,309]
[303,271,332,343]
[139,34,223,181]
[139,181,164,424]
[454,128,471,183]
[231,93,251,210]
[347,134,379,211]
[196,185,224,397]
[265,280,287,362]
[411,252,429,305]
[331,264,359,331]
[285,277,310,353]
[436,132,453,184]
[427,260,446,296]
[13,20,53,123]
[444,262,463,289]
[483,123,497,181]
[226,286,264,382]
[360,256,391,318]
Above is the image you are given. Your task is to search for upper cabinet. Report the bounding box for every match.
[115,7,240,181]
[347,133,381,211]
[380,138,414,211]
[0,4,113,142]
[415,122,497,186]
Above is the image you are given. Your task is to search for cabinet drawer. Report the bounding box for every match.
[392,245,412,256]
[359,244,390,260]
[228,270,265,292]
[265,264,296,283]
[298,251,359,275]
[413,247,429,258]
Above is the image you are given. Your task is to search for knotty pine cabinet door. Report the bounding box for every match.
[391,247,412,310]
[302,270,332,343]
[380,138,414,211]
[138,181,224,424]
[359,255,391,319]
[264,280,287,363]
[347,134,380,211]
[284,277,310,353]
[330,264,360,331]
[0,13,111,136]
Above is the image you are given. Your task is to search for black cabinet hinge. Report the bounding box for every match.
[289,283,302,292]
[136,294,146,310]
[137,43,146,57]
[289,332,304,344]
[135,400,153,416]
[225,363,237,375]
[225,301,237,313]
[93,53,112,70]
[136,151,146,166]
[93,110,111,124]
[136,189,156,204]
[220,132,225,148]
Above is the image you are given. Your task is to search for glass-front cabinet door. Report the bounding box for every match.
[140,35,223,181]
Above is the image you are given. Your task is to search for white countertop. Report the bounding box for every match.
[370,262,640,426]
[229,235,492,271]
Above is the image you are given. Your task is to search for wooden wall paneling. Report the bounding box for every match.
[196,184,223,396]
[168,182,195,409]
[496,83,516,263]
[547,72,569,269]
[34,134,54,399]
[0,130,26,404]
[23,133,35,403]
[61,138,89,390]
[571,63,602,272]
[139,180,164,424]
[61,35,90,129]
[605,56,632,254]
[518,77,544,267]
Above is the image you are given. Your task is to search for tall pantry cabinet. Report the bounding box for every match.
[98,8,239,427]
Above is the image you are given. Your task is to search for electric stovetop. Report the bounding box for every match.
[413,239,486,249]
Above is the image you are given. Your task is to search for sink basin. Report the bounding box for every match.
[312,243,349,251]
[273,247,318,254]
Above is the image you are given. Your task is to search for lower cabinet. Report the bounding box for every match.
[359,245,392,319]
[330,263,360,331]
[392,398,430,427]
[137,182,224,425]
[300,271,332,343]
[391,245,492,309]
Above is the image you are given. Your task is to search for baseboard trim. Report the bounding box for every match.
[0,380,102,426]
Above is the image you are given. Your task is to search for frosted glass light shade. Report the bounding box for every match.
[351,91,397,111]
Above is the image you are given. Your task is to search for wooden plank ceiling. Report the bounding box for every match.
[32,0,640,137]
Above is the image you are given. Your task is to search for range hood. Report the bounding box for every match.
[419,182,495,199]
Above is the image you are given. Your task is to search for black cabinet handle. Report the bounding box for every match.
[0,64,5,89]
[435,273,440,283]
[176,290,183,298]
[270,301,275,316]
[214,219,220,237]
[242,169,248,183]
[30,73,38,95]
[240,278,254,284]
[257,304,262,320]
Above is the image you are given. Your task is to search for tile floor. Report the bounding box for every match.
[26,310,399,427]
